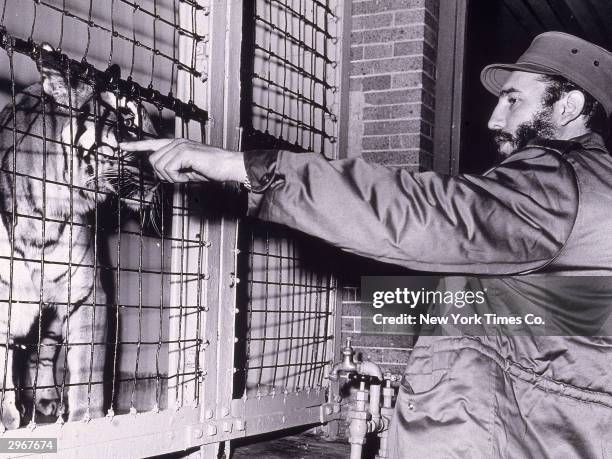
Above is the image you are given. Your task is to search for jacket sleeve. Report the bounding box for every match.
[243,148,578,274]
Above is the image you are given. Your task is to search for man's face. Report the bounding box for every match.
[487,71,558,157]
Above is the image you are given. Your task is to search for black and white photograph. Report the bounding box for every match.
[0,0,610,457]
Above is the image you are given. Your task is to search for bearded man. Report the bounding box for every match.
[123,32,612,457]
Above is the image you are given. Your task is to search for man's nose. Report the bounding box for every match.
[487,103,505,131]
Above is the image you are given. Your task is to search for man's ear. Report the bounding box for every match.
[558,90,586,126]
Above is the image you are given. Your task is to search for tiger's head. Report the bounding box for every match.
[36,46,160,216]
[58,91,160,213]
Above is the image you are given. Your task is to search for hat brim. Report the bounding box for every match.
[480,62,560,96]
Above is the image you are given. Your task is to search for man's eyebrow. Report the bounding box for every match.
[499,87,521,96]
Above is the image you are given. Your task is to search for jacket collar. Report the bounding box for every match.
[568,132,608,154]
[526,131,609,155]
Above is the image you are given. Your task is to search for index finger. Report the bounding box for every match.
[119,138,173,152]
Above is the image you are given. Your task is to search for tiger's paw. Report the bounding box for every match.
[1,394,21,430]
[36,397,59,417]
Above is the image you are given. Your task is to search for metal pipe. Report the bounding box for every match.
[376,376,398,459]
[369,383,381,420]
[356,361,383,380]
[329,337,357,380]
[349,380,368,459]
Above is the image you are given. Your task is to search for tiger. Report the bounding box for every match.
[0,45,159,429]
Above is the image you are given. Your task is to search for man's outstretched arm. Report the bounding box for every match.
[121,139,578,274]
[121,138,247,183]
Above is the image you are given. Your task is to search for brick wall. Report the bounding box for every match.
[338,0,440,387]
[346,0,439,171]
[340,285,415,378]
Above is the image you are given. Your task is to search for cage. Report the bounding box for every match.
[0,0,347,457]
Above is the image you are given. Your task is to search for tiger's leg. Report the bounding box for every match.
[42,223,107,422]
[64,282,107,422]
[0,301,42,429]
[0,345,19,429]
[23,317,62,418]
[0,268,41,429]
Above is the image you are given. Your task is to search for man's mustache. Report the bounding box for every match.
[493,130,514,144]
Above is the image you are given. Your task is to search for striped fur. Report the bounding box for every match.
[0,59,158,428]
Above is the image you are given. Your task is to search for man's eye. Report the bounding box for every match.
[508,97,517,105]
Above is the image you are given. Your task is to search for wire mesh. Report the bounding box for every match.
[0,0,208,430]
[242,0,340,156]
[236,0,340,398]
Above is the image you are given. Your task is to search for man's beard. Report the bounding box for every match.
[493,106,557,158]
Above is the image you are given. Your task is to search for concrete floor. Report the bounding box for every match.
[231,432,351,459]
[154,427,382,459]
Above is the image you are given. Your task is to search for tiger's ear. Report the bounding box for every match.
[37,43,94,109]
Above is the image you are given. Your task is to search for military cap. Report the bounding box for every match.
[481,32,612,117]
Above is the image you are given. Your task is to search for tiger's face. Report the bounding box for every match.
[60,92,159,213]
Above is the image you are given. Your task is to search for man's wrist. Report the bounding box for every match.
[223,151,248,184]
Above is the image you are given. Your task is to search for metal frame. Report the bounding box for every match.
[432,0,469,175]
